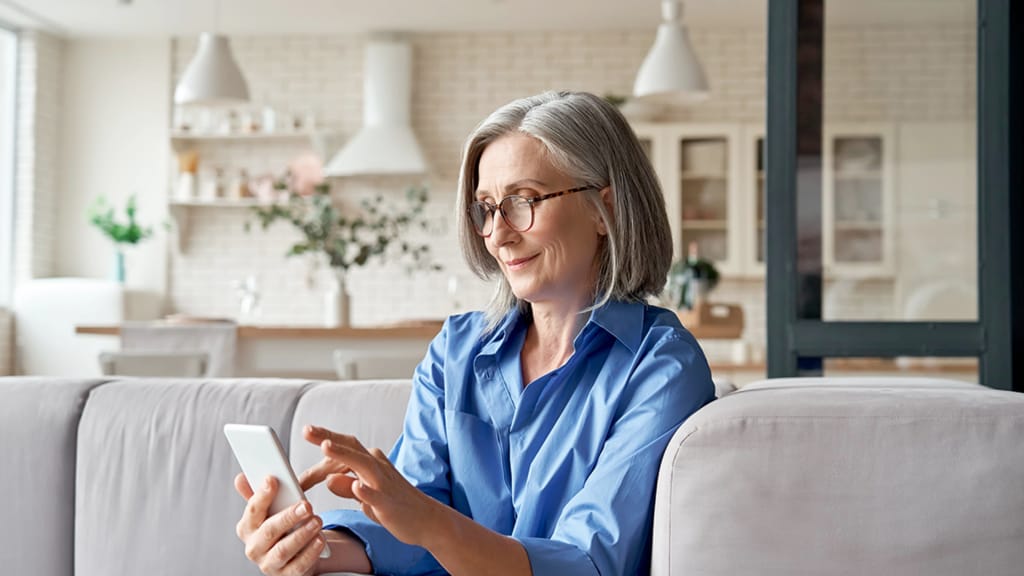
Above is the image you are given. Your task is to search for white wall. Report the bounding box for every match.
[15,30,61,282]
[56,38,169,297]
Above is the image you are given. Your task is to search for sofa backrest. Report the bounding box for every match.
[652,377,1024,576]
[289,380,412,513]
[74,378,312,576]
[0,377,104,576]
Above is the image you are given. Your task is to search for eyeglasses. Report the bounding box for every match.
[468,185,594,237]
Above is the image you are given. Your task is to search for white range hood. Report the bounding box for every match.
[325,36,428,177]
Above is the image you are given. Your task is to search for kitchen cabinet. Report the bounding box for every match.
[634,121,895,279]
[823,124,895,278]
[632,123,744,275]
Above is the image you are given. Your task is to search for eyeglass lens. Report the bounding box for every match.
[470,196,533,235]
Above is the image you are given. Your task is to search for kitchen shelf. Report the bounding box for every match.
[169,199,285,208]
[679,172,728,181]
[681,219,729,229]
[171,130,319,141]
[834,221,884,231]
[834,171,883,181]
[168,199,289,253]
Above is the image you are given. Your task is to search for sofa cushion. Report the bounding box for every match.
[289,379,412,514]
[652,377,1024,576]
[74,378,313,576]
[0,377,106,576]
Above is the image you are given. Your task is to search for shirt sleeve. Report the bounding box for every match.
[518,330,715,576]
[321,318,454,576]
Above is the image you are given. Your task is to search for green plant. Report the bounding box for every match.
[666,252,720,310]
[88,195,153,245]
[246,182,441,274]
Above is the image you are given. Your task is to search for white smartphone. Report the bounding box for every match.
[223,423,330,558]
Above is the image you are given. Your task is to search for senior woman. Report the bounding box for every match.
[234,90,714,576]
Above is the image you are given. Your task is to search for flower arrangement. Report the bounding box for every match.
[88,194,153,246]
[245,181,441,276]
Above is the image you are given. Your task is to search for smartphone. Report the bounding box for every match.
[223,423,330,558]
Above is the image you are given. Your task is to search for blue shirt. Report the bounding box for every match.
[322,300,714,575]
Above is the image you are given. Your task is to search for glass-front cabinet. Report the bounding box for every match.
[632,123,744,275]
[823,124,894,277]
[634,121,893,279]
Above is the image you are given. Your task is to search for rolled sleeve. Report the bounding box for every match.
[518,536,598,576]
[322,510,444,575]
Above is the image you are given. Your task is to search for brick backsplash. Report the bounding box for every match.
[162,23,973,346]
[0,307,11,375]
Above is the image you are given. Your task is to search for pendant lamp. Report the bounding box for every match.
[633,0,709,100]
[174,33,249,106]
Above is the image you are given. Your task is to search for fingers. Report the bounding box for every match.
[305,425,371,457]
[280,527,327,576]
[298,457,351,492]
[321,439,376,481]
[246,499,317,568]
[234,473,254,500]
[325,473,358,500]
[256,515,324,575]
[236,476,276,542]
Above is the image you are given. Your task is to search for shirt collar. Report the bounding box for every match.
[585,299,644,354]
[479,299,645,357]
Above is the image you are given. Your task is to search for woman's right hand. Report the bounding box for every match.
[234,473,326,576]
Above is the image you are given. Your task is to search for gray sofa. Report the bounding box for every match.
[1,375,1022,576]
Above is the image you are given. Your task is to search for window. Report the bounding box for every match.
[0,25,16,305]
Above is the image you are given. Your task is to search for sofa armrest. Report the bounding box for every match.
[651,377,1024,576]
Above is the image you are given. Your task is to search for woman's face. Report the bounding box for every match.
[475,134,607,309]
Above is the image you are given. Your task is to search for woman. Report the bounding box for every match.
[234,91,714,576]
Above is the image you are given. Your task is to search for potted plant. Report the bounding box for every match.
[88,194,154,284]
[246,180,440,327]
[666,241,720,310]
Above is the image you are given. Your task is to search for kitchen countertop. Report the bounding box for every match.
[75,320,445,340]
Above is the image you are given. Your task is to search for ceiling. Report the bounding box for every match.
[0,0,974,37]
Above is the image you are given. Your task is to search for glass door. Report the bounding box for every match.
[765,0,1016,388]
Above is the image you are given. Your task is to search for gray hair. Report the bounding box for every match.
[456,91,673,331]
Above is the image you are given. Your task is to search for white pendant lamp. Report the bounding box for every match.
[174,33,249,106]
[633,0,709,100]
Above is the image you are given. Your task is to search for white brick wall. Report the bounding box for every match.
[166,24,974,341]
[15,30,62,282]
[0,307,11,375]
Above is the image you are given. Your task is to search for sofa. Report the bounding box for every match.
[1,375,1022,576]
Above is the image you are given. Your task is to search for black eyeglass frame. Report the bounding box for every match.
[468,185,595,237]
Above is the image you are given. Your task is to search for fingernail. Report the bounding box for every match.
[294,501,309,517]
[263,477,272,491]
[305,518,320,531]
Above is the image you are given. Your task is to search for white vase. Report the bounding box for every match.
[324,270,350,328]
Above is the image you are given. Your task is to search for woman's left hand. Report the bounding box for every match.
[300,425,444,548]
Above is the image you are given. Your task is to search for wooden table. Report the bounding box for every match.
[75,322,444,379]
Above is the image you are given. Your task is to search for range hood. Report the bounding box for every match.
[325,36,428,177]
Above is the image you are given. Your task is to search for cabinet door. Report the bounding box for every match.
[823,125,895,277]
[669,125,744,275]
